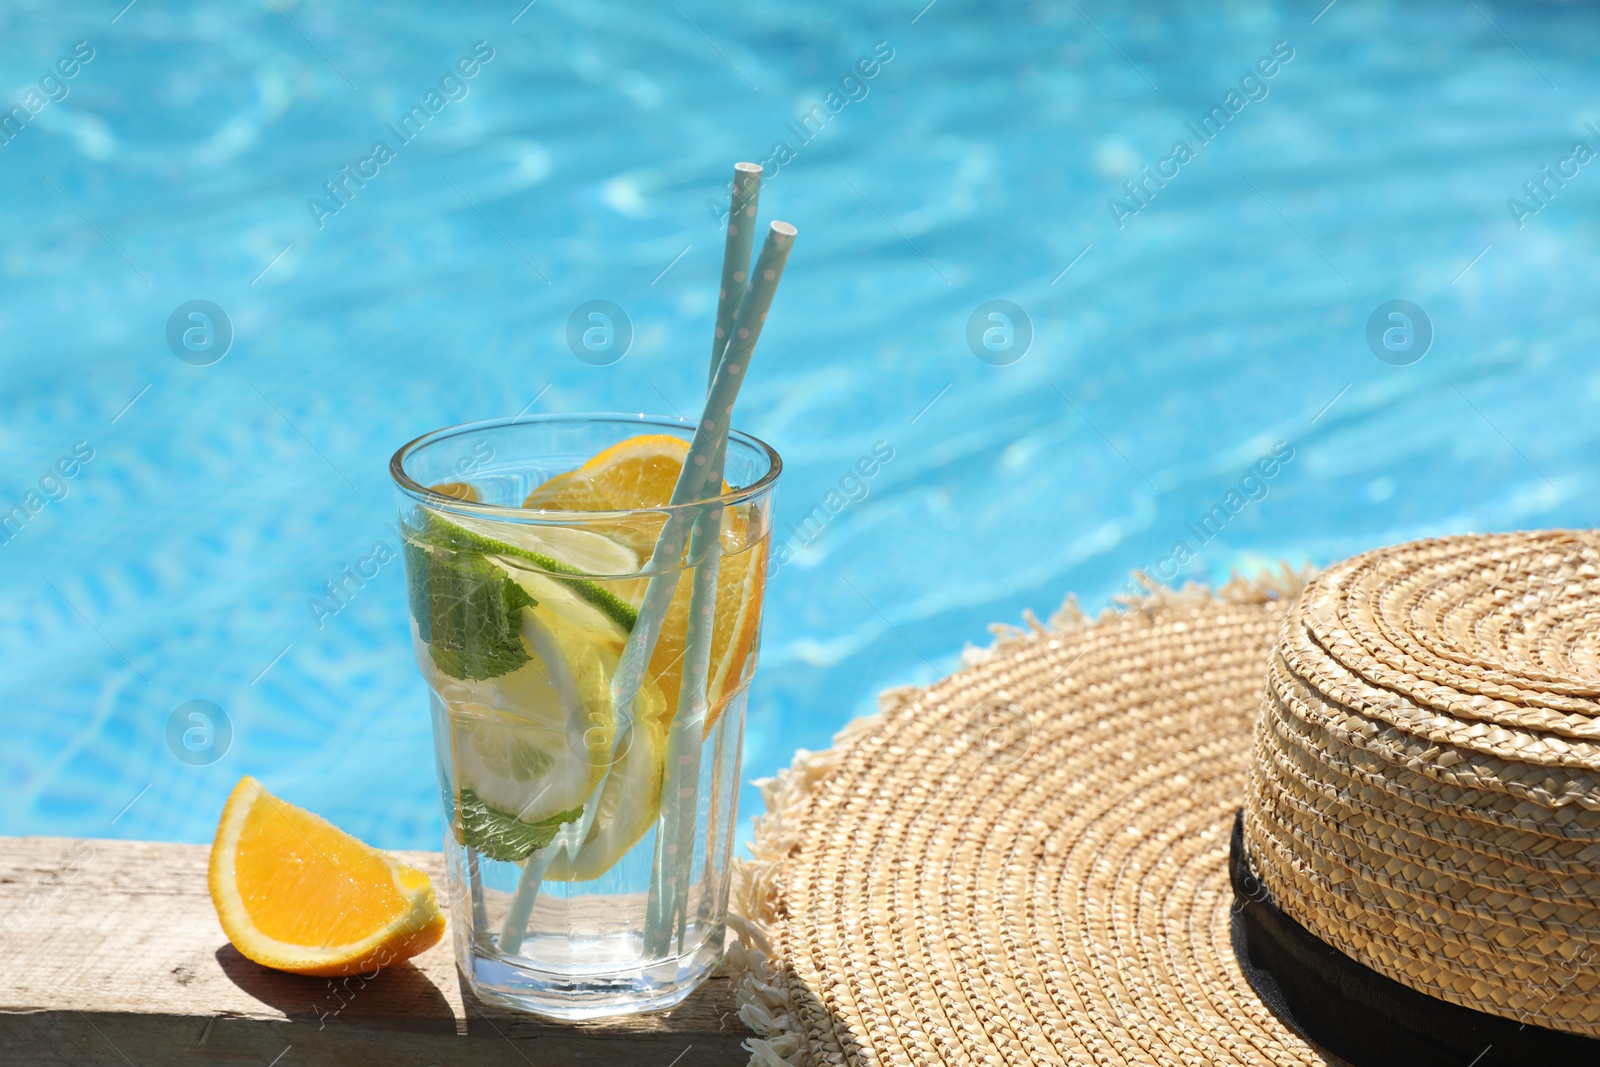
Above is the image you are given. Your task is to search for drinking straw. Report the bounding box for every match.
[642,516,721,955]
[711,163,762,388]
[498,220,797,955]
[644,222,797,953]
[608,222,796,759]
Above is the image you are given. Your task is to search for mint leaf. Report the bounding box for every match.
[403,537,536,681]
[456,788,582,863]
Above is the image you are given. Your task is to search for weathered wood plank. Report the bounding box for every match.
[0,837,750,1065]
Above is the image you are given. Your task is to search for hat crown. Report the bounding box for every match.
[1245,530,1600,1037]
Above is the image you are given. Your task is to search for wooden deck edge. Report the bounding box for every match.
[0,1009,746,1066]
[0,837,752,1066]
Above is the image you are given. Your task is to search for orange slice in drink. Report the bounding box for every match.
[208,776,445,977]
[431,481,480,502]
[524,434,703,513]
[523,434,765,735]
[523,434,728,554]
[651,530,766,735]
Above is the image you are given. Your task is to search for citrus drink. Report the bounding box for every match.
[391,416,777,1019]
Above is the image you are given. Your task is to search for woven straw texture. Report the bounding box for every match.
[726,571,1336,1066]
[1244,530,1600,1037]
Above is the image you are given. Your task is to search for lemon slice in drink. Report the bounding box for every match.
[408,507,669,874]
[440,603,615,847]
[434,580,669,872]
[497,561,671,878]
[546,710,669,882]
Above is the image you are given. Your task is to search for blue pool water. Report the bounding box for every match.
[2,0,1598,851]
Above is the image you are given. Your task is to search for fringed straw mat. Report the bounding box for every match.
[726,568,1328,1066]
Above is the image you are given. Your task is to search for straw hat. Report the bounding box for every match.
[725,531,1600,1066]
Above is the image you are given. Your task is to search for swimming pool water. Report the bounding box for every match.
[2,0,1598,851]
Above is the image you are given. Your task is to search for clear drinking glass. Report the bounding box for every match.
[389,414,779,1019]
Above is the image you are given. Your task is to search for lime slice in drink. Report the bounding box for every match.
[500,564,627,657]
[442,511,639,577]
[419,511,639,633]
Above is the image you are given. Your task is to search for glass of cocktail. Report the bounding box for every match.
[390,412,778,1019]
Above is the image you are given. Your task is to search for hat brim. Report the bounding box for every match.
[727,570,1336,1066]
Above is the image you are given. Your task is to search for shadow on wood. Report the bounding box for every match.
[214,944,458,1033]
[0,837,753,1066]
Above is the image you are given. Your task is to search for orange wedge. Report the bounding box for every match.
[523,434,766,735]
[208,776,445,977]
